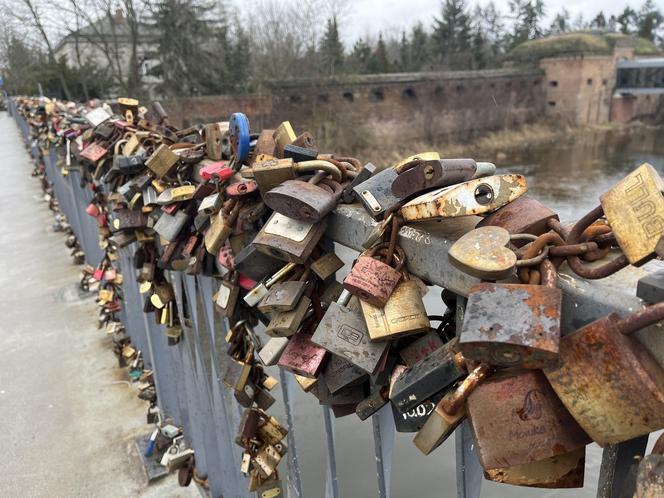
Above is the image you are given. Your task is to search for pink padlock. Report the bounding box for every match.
[238,274,256,291]
[86,203,100,217]
[93,269,104,281]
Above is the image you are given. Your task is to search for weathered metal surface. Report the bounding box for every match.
[390,340,465,413]
[322,354,367,394]
[277,330,327,378]
[343,253,403,308]
[252,212,326,264]
[477,195,559,243]
[637,270,664,303]
[448,226,516,280]
[484,447,585,488]
[311,301,388,374]
[544,314,664,445]
[600,163,664,265]
[265,179,338,223]
[466,369,590,470]
[352,167,401,220]
[400,174,527,221]
[459,283,562,369]
[598,435,649,498]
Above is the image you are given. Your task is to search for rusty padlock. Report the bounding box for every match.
[459,259,562,369]
[264,177,343,223]
[634,432,664,498]
[343,242,405,307]
[544,301,664,445]
[467,368,590,471]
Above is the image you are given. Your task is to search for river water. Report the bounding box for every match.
[270,126,664,498]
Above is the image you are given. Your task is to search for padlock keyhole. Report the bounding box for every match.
[474,184,494,205]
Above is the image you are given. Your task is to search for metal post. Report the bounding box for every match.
[323,406,340,498]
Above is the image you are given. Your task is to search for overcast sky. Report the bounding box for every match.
[234,0,660,45]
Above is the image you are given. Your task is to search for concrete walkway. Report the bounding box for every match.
[0,111,197,497]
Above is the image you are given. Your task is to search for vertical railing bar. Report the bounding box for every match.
[454,296,483,498]
[279,370,304,498]
[323,405,340,498]
[597,435,649,498]
[372,403,395,498]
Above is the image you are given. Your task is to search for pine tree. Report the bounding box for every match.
[348,38,372,73]
[510,0,545,48]
[616,7,637,34]
[368,34,390,73]
[410,23,431,71]
[432,0,472,69]
[399,31,410,71]
[319,16,344,76]
[636,0,663,42]
[549,8,570,34]
[590,12,607,29]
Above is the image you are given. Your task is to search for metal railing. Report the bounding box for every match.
[7,96,663,498]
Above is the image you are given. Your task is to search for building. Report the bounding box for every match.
[54,9,162,97]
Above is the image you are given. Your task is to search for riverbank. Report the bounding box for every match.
[342,120,662,167]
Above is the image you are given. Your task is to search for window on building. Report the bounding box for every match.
[370,89,384,102]
[548,101,556,107]
[533,79,541,86]
[318,94,329,103]
[549,81,558,87]
[402,88,417,100]
[434,85,444,97]
[289,95,302,103]
[587,78,593,85]
[342,92,354,102]
[456,84,465,93]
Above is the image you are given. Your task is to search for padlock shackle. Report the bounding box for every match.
[294,160,342,182]
[652,432,664,455]
[439,362,492,415]
[615,301,664,336]
[566,205,629,279]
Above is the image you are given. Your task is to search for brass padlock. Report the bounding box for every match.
[265,294,311,337]
[310,251,344,281]
[467,369,590,471]
[204,201,240,255]
[459,259,562,369]
[257,267,310,313]
[600,163,664,265]
[400,174,527,222]
[146,144,179,179]
[360,265,430,341]
[272,121,296,157]
[214,274,239,317]
[343,243,405,307]
[544,302,664,445]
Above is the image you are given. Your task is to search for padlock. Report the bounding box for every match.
[294,374,318,392]
[310,252,344,281]
[398,330,445,367]
[467,369,590,471]
[634,432,664,498]
[112,208,147,231]
[343,243,405,307]
[264,178,343,223]
[146,144,179,179]
[313,376,365,405]
[272,121,296,157]
[311,290,389,374]
[205,201,240,255]
[342,162,377,203]
[160,436,195,471]
[265,295,311,337]
[600,163,664,265]
[199,160,233,182]
[252,212,327,264]
[255,476,284,498]
[113,154,145,175]
[256,413,288,446]
[153,210,191,242]
[205,123,224,160]
[356,387,389,420]
[353,167,401,220]
[258,337,289,366]
[283,143,318,162]
[258,267,310,313]
[215,275,239,317]
[244,263,297,307]
[322,353,368,394]
[236,407,260,448]
[413,362,492,455]
[360,264,430,341]
[459,258,562,369]
[391,395,442,433]
[252,129,276,160]
[390,339,466,413]
[544,302,664,445]
[277,329,327,378]
[637,270,664,304]
[391,158,496,198]
[476,195,559,245]
[246,157,342,197]
[157,185,196,205]
[400,174,527,222]
[448,226,518,280]
[484,447,586,488]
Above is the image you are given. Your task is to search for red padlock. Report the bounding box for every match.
[86,203,100,217]
[200,161,233,182]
